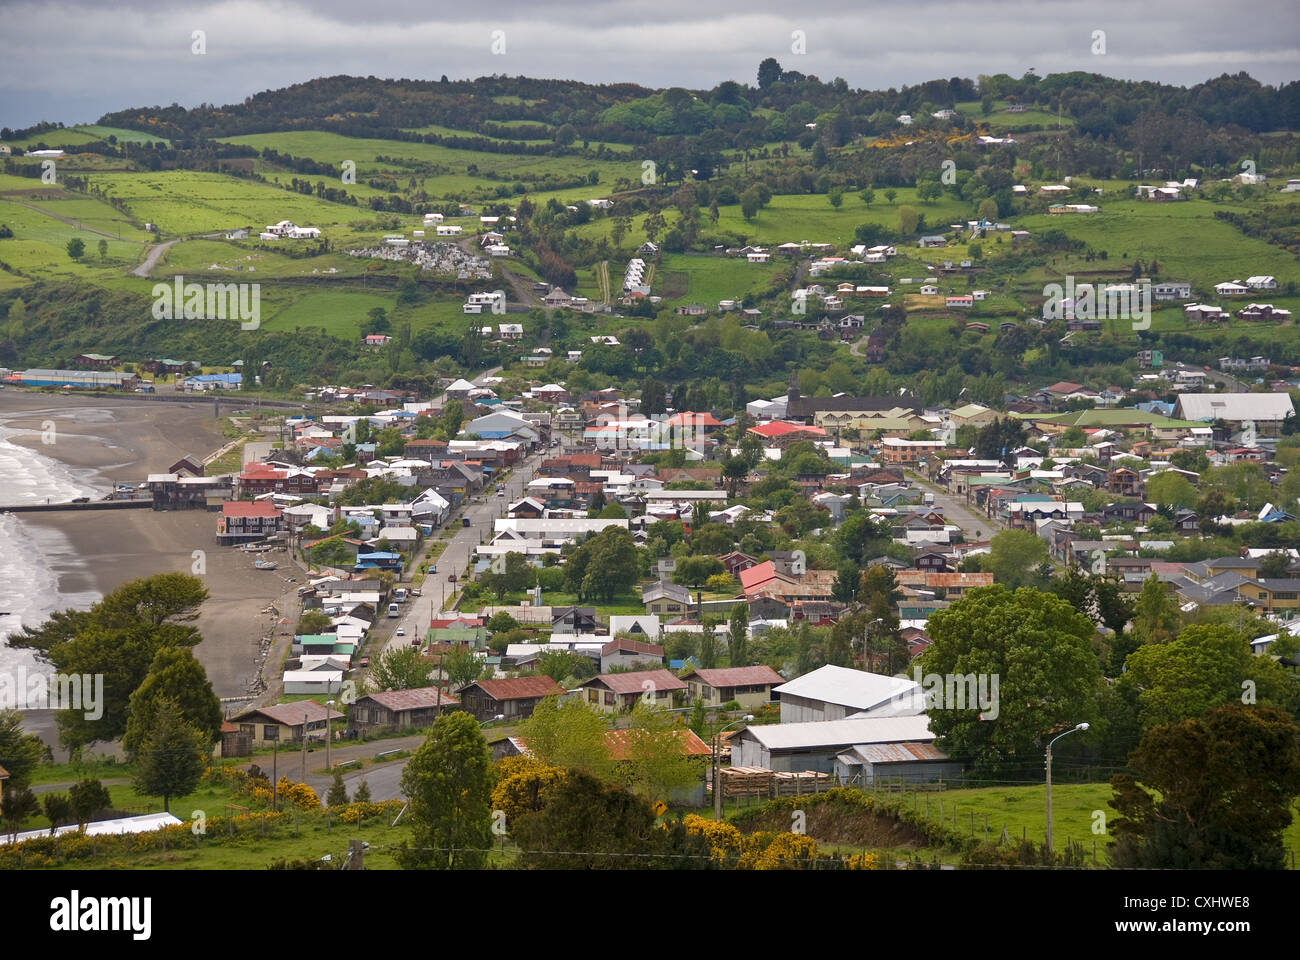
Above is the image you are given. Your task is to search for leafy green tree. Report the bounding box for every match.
[42,792,72,836]
[12,573,209,750]
[297,610,333,634]
[397,712,493,869]
[1,786,38,842]
[353,779,371,803]
[122,646,222,757]
[697,630,718,669]
[757,57,783,89]
[898,205,919,235]
[487,612,520,634]
[369,646,434,692]
[511,770,714,869]
[517,696,613,780]
[740,186,763,221]
[727,603,750,667]
[1129,573,1180,646]
[689,699,707,736]
[859,187,875,206]
[130,696,208,812]
[618,702,704,802]
[722,457,749,498]
[66,237,85,260]
[67,778,112,830]
[828,188,843,209]
[326,769,349,807]
[536,650,597,683]
[987,529,1049,589]
[440,645,486,690]
[0,710,46,790]
[1122,624,1298,730]
[1258,551,1292,579]
[1145,472,1196,509]
[565,528,640,602]
[97,238,108,261]
[481,551,532,602]
[673,555,725,588]
[1110,704,1300,869]
[917,586,1101,778]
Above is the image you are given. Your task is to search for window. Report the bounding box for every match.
[604,692,614,705]
[263,725,279,740]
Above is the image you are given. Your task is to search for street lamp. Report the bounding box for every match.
[712,714,755,819]
[1045,721,1089,857]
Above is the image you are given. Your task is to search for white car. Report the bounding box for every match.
[396,626,406,637]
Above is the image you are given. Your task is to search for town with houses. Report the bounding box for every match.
[0,16,1298,894]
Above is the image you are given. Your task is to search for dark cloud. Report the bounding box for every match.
[1,0,1296,128]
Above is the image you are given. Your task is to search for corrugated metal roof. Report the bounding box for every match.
[361,687,459,711]
[740,715,934,750]
[840,741,949,765]
[773,664,918,712]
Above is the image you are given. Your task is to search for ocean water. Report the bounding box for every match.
[0,424,104,673]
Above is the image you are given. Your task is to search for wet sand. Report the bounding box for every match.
[0,392,296,707]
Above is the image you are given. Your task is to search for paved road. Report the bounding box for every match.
[131,239,180,277]
[908,470,1004,541]
[382,448,542,655]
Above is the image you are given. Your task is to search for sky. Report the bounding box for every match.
[1,0,1297,129]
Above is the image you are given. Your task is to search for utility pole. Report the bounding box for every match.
[347,838,364,870]
[272,736,278,811]
[301,707,308,780]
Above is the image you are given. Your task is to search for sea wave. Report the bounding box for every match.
[0,427,103,671]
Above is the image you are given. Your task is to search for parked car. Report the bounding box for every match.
[358,657,370,668]
[396,626,406,637]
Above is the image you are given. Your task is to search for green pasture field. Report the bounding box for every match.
[78,170,363,236]
[955,100,1075,129]
[1018,193,1300,285]
[218,129,642,202]
[4,124,170,149]
[0,194,149,282]
[651,252,782,306]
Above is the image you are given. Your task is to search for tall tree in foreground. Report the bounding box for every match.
[397,711,493,870]
[123,646,223,756]
[13,573,209,751]
[1110,704,1300,869]
[916,586,1100,778]
[131,696,208,813]
[0,709,46,790]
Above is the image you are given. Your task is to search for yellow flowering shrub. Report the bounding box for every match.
[276,776,321,809]
[490,758,566,825]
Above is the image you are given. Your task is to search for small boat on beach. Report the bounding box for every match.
[253,559,278,571]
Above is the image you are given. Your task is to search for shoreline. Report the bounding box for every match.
[0,392,293,752]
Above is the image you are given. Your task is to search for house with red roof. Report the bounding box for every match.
[349,686,459,731]
[217,500,284,543]
[748,420,828,440]
[680,666,786,708]
[577,669,685,712]
[456,676,565,722]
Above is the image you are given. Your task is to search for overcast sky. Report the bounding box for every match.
[2,0,1297,129]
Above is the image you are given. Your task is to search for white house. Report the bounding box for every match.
[436,225,463,236]
[1245,276,1278,290]
[1215,281,1250,296]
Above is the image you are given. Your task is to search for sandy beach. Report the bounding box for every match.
[0,392,298,751]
